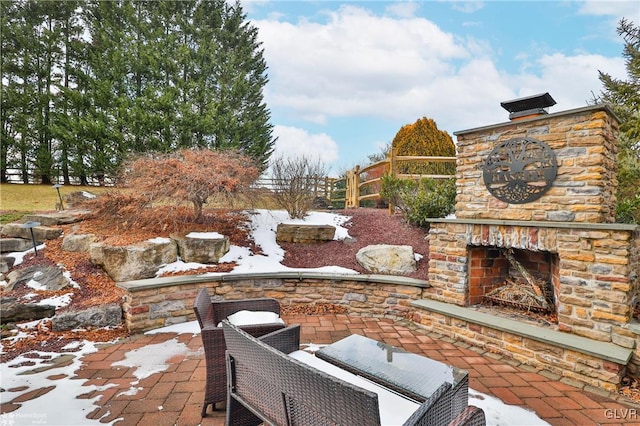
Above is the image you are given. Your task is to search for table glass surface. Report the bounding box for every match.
[316,334,468,402]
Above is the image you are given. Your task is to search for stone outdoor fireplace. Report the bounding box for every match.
[418,94,640,391]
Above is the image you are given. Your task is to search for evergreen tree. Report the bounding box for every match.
[0,1,20,183]
[595,18,640,223]
[210,0,274,169]
[0,0,276,183]
[391,117,456,175]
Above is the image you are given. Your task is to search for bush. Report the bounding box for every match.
[616,194,640,224]
[380,175,456,227]
[269,156,328,219]
[121,148,259,220]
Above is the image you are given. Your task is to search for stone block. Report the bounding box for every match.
[356,244,417,275]
[1,223,62,241]
[89,239,177,282]
[52,303,122,331]
[62,234,98,252]
[0,238,34,253]
[170,231,230,263]
[276,224,336,243]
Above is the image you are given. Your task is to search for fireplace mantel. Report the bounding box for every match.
[426,218,639,232]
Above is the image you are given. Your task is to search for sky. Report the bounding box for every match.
[239,0,639,176]
[1,209,550,425]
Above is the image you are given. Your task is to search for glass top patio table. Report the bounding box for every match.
[316,334,468,403]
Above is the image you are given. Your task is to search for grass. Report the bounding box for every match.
[0,183,283,225]
[0,183,110,224]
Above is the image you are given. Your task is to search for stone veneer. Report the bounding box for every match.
[454,105,620,223]
[423,104,640,391]
[427,220,638,342]
[116,273,428,333]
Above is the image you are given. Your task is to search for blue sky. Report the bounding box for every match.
[242,1,639,176]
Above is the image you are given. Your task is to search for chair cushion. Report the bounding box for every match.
[218,310,285,327]
[290,350,419,425]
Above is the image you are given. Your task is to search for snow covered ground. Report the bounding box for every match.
[1,210,549,425]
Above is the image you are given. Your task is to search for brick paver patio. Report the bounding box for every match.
[10,313,640,425]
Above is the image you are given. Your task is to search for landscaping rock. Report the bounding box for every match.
[0,255,16,273]
[52,303,122,331]
[6,265,71,291]
[355,244,417,275]
[23,212,81,226]
[1,297,56,324]
[62,233,98,253]
[170,231,230,264]
[0,223,62,241]
[276,224,336,243]
[0,238,33,253]
[89,238,178,282]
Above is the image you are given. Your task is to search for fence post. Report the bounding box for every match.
[388,147,396,215]
[353,165,360,208]
[345,166,360,208]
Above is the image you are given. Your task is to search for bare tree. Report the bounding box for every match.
[269,155,328,219]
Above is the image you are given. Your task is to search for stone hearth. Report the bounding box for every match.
[418,101,640,391]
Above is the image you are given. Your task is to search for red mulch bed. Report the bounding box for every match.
[280,208,429,280]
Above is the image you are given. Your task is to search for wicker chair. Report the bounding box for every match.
[192,288,286,417]
[222,321,486,426]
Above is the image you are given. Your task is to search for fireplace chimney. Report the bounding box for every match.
[500,92,556,121]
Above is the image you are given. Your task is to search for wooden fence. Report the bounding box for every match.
[344,149,456,209]
[252,176,343,205]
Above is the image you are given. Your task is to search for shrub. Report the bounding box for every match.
[380,175,456,227]
[121,148,260,220]
[616,194,640,224]
[269,156,328,219]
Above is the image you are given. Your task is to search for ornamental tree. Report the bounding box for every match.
[121,148,260,220]
[391,117,456,175]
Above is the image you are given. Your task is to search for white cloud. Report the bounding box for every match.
[272,125,339,165]
[577,0,639,18]
[253,2,628,158]
[255,5,469,123]
[385,1,420,18]
[451,1,485,14]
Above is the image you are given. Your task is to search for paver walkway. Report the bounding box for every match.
[21,314,640,425]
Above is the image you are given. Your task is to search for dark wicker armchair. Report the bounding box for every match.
[222,321,486,426]
[192,288,286,417]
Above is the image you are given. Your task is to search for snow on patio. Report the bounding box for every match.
[1,209,550,425]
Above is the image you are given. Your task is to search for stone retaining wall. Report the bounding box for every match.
[116,273,429,333]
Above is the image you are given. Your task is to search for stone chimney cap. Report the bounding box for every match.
[501,92,556,120]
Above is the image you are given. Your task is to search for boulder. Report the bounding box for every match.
[1,223,62,242]
[6,265,71,291]
[355,244,417,275]
[0,255,15,273]
[23,212,81,226]
[1,297,56,324]
[89,238,178,282]
[276,224,336,243]
[62,233,98,253]
[0,238,33,253]
[170,231,230,264]
[52,303,122,331]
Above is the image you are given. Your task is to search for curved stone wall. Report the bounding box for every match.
[116,272,430,333]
